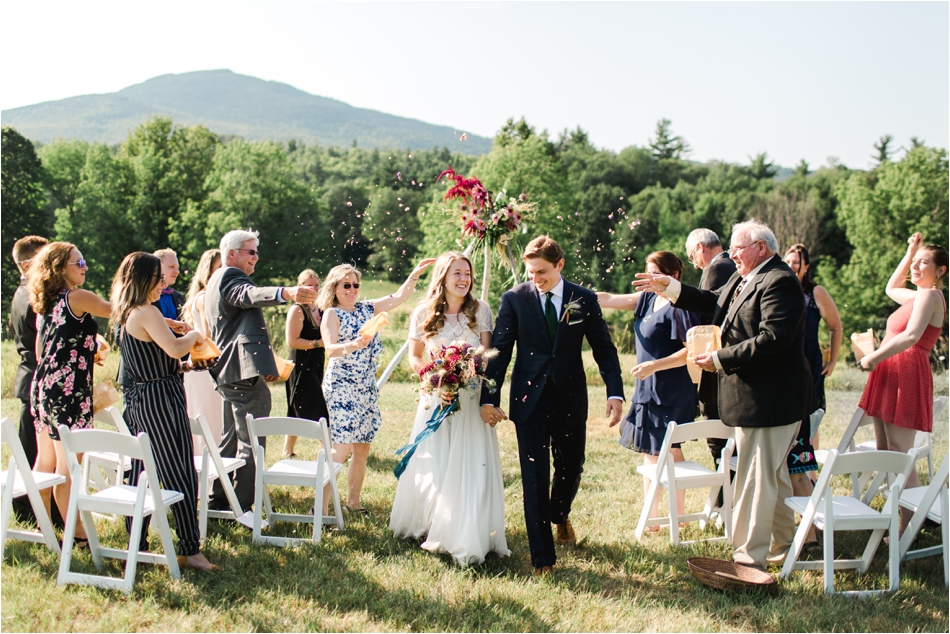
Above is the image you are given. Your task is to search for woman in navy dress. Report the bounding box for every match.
[598,251,701,526]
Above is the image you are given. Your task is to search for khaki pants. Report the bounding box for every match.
[732,421,799,569]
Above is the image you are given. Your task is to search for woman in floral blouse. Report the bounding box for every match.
[28,241,111,547]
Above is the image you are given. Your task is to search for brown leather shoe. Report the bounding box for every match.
[555,518,576,545]
[534,565,553,576]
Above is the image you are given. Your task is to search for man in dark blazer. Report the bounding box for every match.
[9,236,61,525]
[481,236,624,575]
[636,221,814,570]
[685,228,737,505]
[205,229,316,510]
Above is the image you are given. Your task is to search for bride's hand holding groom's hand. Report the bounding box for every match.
[480,404,507,427]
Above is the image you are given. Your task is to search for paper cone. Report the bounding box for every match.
[273,354,295,381]
[93,335,110,365]
[850,329,875,364]
[686,325,722,385]
[190,334,221,363]
[359,311,390,337]
[92,380,121,414]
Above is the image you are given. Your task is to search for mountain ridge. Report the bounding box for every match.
[1,69,492,153]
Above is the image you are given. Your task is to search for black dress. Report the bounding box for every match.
[120,329,202,556]
[286,307,330,423]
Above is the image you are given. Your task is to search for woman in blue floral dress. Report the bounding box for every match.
[28,242,112,546]
[318,259,434,516]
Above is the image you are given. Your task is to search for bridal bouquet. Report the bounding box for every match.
[417,341,497,404]
[395,340,498,479]
[436,167,537,253]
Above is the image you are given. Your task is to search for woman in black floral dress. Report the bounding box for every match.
[28,242,111,546]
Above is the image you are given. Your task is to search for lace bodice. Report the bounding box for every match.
[409,300,493,351]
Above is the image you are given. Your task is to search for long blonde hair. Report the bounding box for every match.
[295,268,321,328]
[420,251,479,339]
[183,249,221,326]
[317,264,361,310]
[27,242,75,314]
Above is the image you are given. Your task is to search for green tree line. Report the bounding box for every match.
[3,118,947,362]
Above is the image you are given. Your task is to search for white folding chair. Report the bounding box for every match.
[854,396,947,481]
[247,415,344,546]
[780,448,915,596]
[56,425,183,594]
[635,419,735,545]
[1,418,65,559]
[189,414,246,540]
[898,450,949,585]
[86,407,134,491]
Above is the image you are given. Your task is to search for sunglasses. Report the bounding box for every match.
[341,283,361,290]
[237,248,260,257]
[67,259,87,269]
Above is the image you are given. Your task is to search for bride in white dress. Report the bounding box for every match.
[182,249,225,450]
[389,251,510,565]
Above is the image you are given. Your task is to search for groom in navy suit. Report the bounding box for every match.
[481,236,624,574]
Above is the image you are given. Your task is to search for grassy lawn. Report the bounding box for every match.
[2,377,948,632]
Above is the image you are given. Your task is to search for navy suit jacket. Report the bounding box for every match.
[481,280,624,424]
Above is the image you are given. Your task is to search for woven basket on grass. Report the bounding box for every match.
[687,557,777,592]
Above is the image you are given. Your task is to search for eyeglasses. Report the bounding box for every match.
[67,259,87,269]
[341,283,361,290]
[236,249,260,257]
[687,244,700,265]
[729,242,759,256]
[17,258,33,265]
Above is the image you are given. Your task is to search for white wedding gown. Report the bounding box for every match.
[183,294,224,451]
[389,302,510,565]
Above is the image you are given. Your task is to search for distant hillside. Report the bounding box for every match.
[1,70,492,153]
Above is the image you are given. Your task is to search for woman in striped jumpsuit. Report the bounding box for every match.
[110,252,217,571]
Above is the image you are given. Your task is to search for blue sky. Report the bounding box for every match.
[2,1,947,169]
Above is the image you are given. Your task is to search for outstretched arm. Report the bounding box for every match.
[67,289,111,319]
[596,291,641,311]
[371,259,436,314]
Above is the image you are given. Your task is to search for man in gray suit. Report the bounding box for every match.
[205,229,316,510]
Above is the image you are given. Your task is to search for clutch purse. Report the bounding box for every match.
[685,325,722,385]
[92,380,121,414]
[359,311,390,337]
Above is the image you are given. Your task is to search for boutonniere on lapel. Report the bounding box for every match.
[562,297,584,325]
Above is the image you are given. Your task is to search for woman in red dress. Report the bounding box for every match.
[858,233,947,532]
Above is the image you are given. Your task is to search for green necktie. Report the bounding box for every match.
[544,291,558,344]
